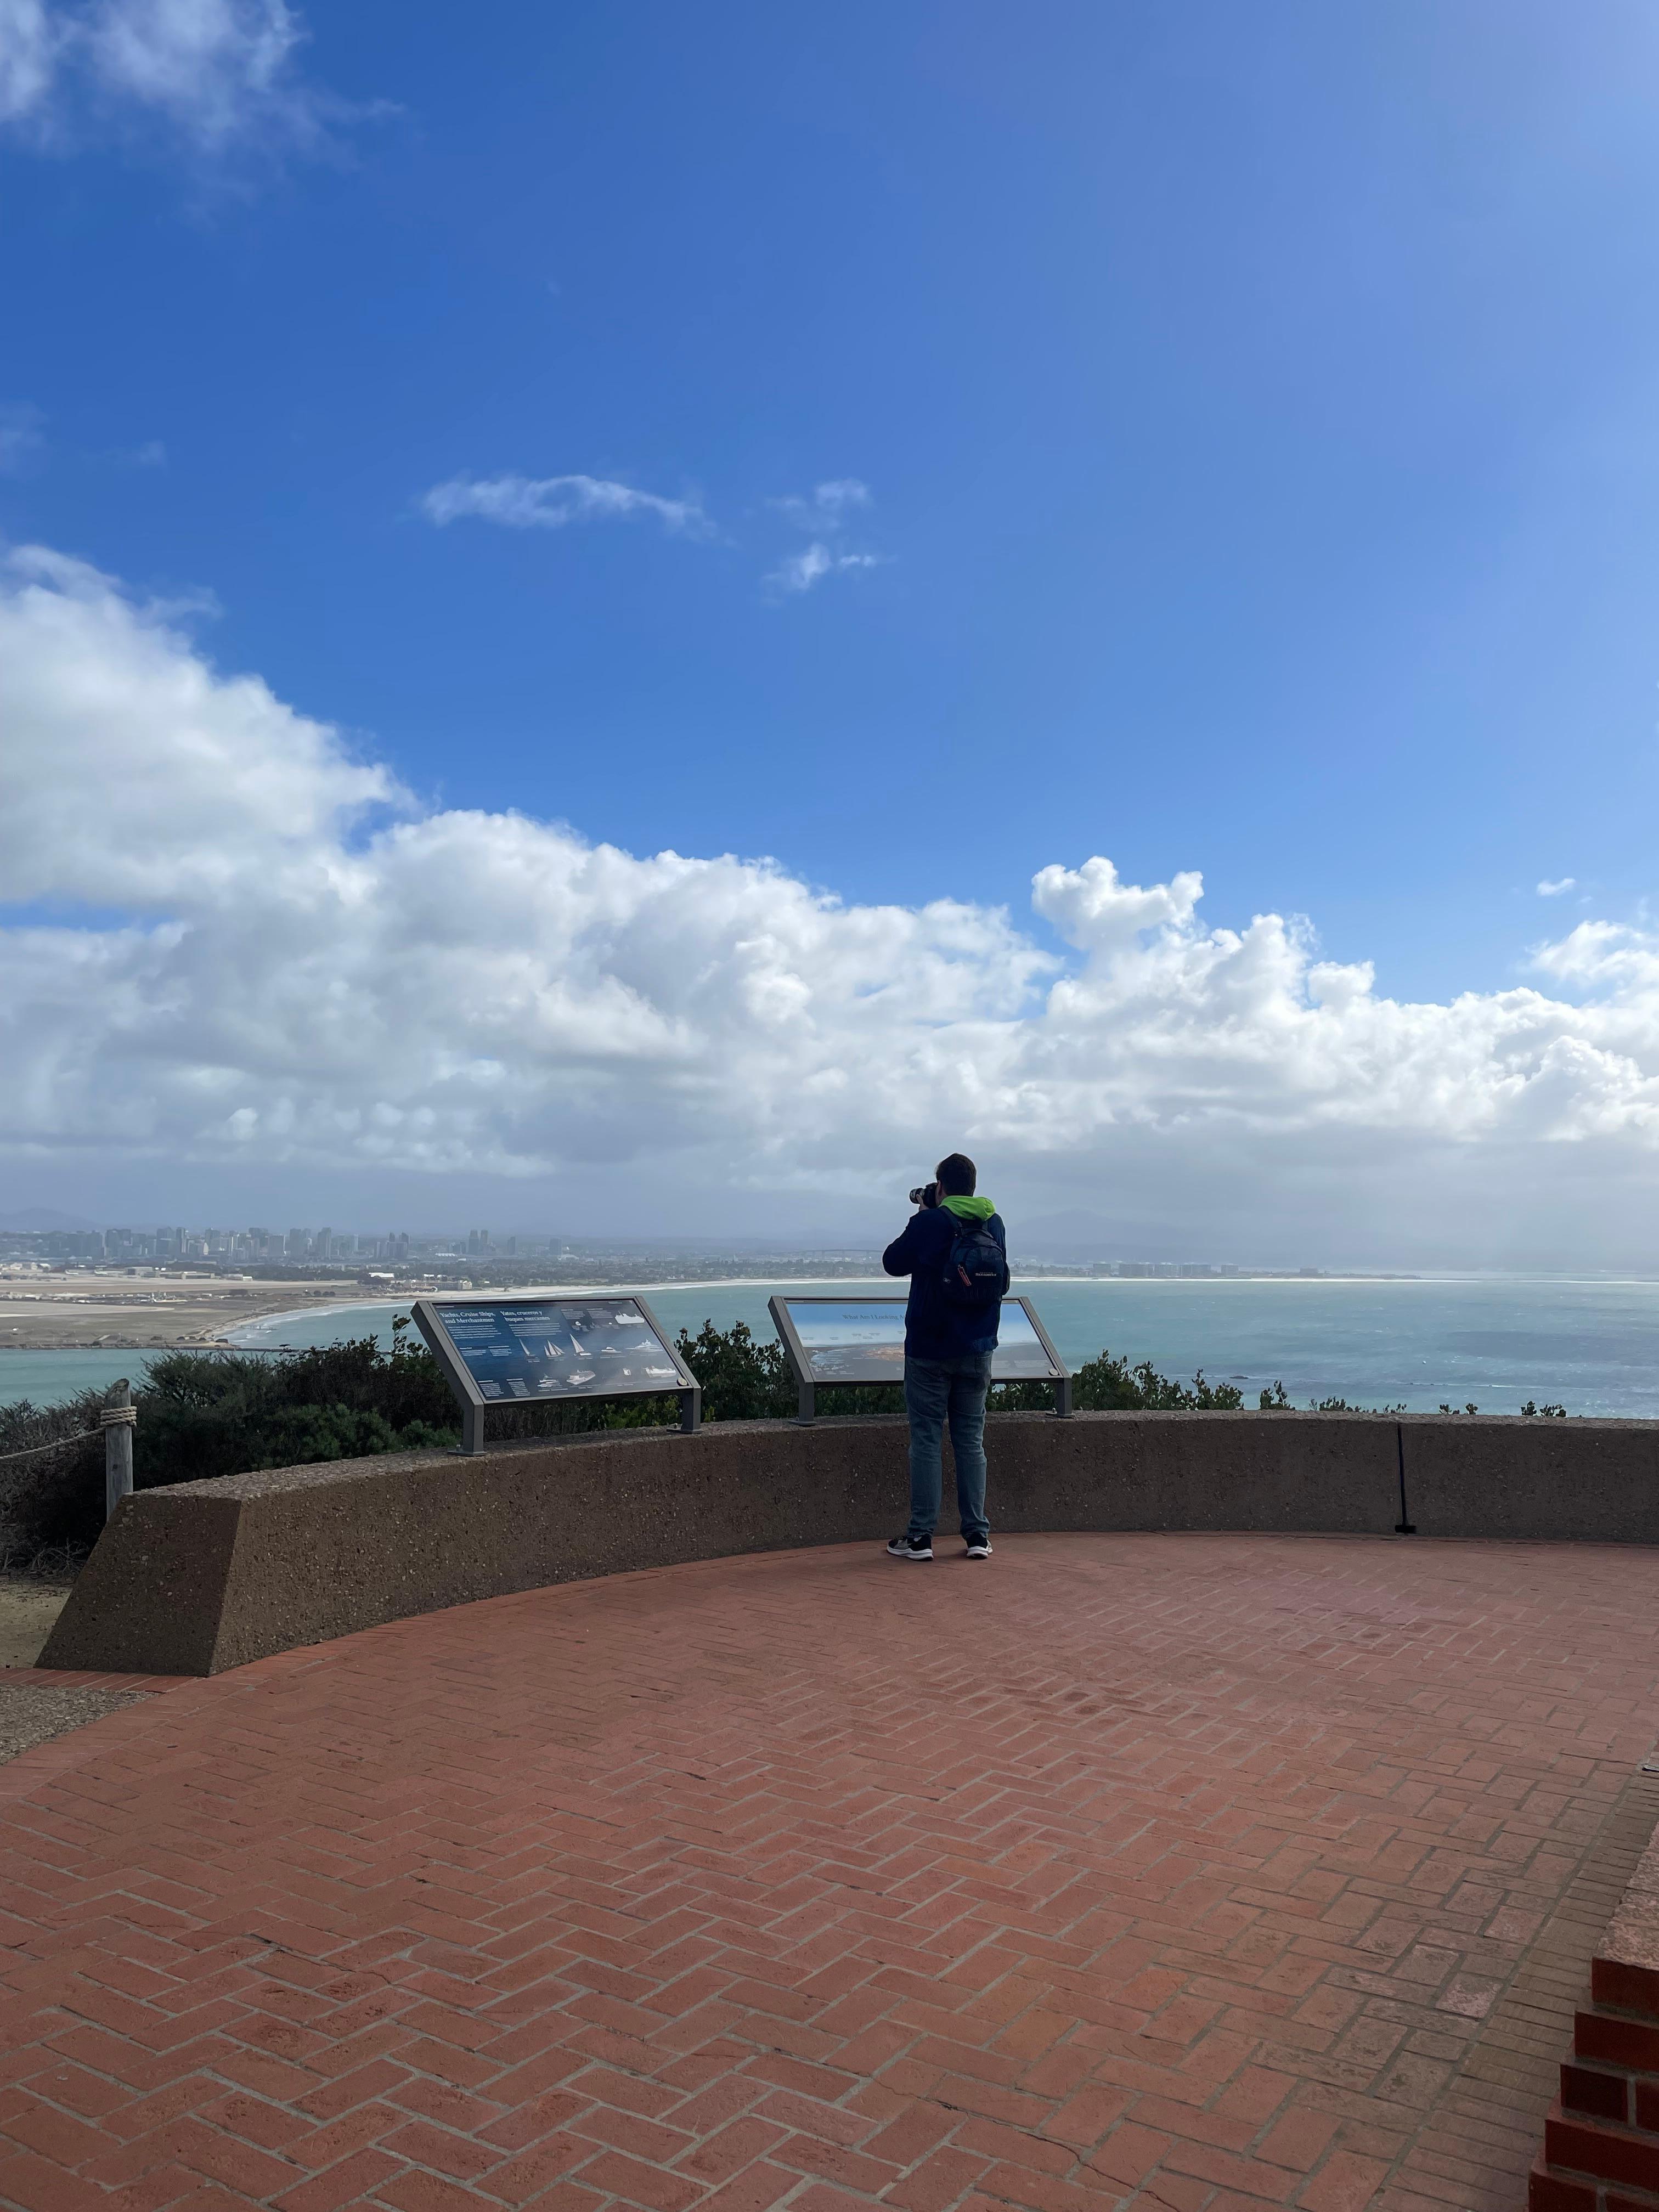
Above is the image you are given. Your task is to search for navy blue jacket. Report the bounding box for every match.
[882,1206,1009,1361]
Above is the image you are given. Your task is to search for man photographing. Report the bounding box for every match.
[881,1153,1009,1562]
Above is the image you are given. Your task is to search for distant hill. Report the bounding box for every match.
[0,1205,104,1232]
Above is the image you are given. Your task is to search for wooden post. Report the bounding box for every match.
[102,1379,135,1523]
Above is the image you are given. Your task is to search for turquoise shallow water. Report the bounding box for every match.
[4,1276,1657,1415]
[0,1347,168,1412]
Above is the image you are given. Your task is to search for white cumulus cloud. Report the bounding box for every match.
[421,473,710,538]
[8,542,1659,1260]
[0,0,354,151]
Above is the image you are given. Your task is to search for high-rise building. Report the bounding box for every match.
[42,1231,104,1260]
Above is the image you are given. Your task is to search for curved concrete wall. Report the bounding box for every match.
[38,1408,1659,1677]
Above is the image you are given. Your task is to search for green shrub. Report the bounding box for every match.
[673,1319,794,1420]
[1072,1352,1245,1410]
[1,1327,466,1565]
[0,1393,107,1570]
[1259,1383,1409,1413]
[989,1355,1244,1412]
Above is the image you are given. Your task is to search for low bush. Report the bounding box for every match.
[1076,1353,1244,1410]
[673,1319,793,1419]
[0,1325,467,1567]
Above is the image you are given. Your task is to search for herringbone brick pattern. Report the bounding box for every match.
[1,1534,1656,2212]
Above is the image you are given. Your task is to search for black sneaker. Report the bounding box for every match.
[885,1534,933,1561]
[964,1536,992,1560]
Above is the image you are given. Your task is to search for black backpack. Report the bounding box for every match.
[941,1211,1009,1308]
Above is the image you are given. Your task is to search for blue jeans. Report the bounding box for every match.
[904,1352,993,1543]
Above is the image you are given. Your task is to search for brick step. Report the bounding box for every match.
[1578,2006,1659,2076]
[1566,2064,1642,2124]
[1545,2101,1659,2193]
[1595,1957,1659,2023]
[1532,1799,1659,2208]
[1565,2058,1659,2126]
[1530,2152,1659,2211]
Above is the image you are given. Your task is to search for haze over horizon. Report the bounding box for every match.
[5,4,1659,1269]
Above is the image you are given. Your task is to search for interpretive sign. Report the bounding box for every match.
[414,1295,700,1454]
[768,1294,1070,1421]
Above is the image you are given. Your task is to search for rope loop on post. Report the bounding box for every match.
[99,1406,138,1429]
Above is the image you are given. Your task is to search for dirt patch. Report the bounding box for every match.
[0,1577,153,1766]
[0,1680,147,1764]
[0,1577,69,1671]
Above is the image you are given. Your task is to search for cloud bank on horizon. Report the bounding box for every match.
[1,544,1652,1259]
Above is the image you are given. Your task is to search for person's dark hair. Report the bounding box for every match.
[935,1152,977,1197]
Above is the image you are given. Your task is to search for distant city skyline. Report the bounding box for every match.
[0,1214,1475,1283]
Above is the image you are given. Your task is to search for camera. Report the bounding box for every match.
[909,1182,941,1209]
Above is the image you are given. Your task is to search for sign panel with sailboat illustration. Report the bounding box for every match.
[413,1294,701,1450]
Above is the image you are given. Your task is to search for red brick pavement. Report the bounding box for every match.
[2,1533,1657,2212]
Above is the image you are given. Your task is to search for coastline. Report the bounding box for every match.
[221,1278,900,1346]
[21,1270,1566,1354]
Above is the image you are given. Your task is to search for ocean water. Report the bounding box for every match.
[0,1347,167,1413]
[4,1276,1657,1416]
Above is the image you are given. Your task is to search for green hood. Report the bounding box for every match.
[941,1194,996,1222]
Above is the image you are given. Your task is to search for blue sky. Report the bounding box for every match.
[7,2,1659,992]
[7,2,1659,1256]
